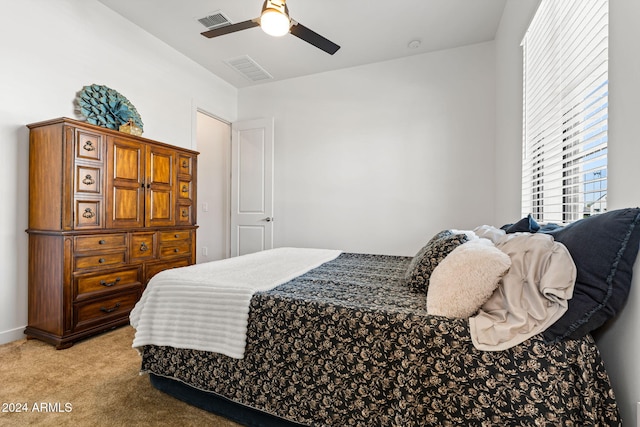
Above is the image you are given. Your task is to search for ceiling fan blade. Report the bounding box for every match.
[201,19,260,38]
[289,21,340,55]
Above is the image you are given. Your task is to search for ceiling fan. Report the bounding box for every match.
[201,0,340,55]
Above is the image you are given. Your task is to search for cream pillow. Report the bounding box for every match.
[427,238,511,318]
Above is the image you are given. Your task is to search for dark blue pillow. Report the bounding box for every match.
[504,214,540,233]
[543,208,640,342]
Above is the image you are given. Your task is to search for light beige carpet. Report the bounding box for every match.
[0,326,242,427]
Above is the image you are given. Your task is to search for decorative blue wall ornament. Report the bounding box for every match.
[76,84,144,132]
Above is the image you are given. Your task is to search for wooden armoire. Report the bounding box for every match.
[26,117,198,348]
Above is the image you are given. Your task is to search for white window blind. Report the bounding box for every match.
[522,0,608,223]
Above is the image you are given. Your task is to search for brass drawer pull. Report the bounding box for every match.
[182,160,188,168]
[98,258,106,263]
[174,234,179,238]
[82,208,95,219]
[99,277,121,287]
[83,141,95,152]
[174,248,180,253]
[140,242,149,252]
[181,209,189,217]
[99,302,121,313]
[82,174,95,185]
[98,239,106,245]
[181,185,188,192]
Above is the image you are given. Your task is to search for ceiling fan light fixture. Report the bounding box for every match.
[260,0,290,37]
[201,0,340,55]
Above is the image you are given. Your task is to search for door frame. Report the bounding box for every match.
[194,109,232,261]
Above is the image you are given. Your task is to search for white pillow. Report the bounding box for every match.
[427,238,511,318]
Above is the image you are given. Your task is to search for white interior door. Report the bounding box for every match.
[230,118,274,257]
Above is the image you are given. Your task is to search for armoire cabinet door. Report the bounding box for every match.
[106,137,144,228]
[145,145,175,227]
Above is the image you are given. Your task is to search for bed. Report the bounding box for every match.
[132,208,640,426]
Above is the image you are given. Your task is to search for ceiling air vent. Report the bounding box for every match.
[224,55,274,82]
[197,11,232,30]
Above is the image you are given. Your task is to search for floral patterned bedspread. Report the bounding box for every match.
[140,253,620,426]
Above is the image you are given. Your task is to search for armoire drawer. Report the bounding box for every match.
[75,234,127,251]
[177,204,192,226]
[159,230,191,243]
[75,200,102,229]
[178,181,191,199]
[130,232,156,261]
[178,154,192,177]
[75,267,142,300]
[75,251,127,270]
[159,241,191,258]
[73,290,140,332]
[76,129,103,161]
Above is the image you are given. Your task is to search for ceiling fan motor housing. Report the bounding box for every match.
[262,0,289,16]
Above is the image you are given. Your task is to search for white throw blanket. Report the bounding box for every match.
[130,247,342,359]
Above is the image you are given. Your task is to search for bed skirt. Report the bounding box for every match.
[149,373,305,427]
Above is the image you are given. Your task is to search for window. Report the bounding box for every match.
[521,0,608,223]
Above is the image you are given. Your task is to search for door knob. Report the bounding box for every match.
[263,217,273,222]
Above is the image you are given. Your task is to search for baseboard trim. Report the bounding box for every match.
[0,326,26,345]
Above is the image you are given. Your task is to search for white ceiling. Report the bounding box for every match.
[97,0,507,88]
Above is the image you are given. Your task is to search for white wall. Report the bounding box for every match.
[494,1,640,424]
[597,1,640,424]
[493,0,539,225]
[239,42,497,256]
[0,0,237,344]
